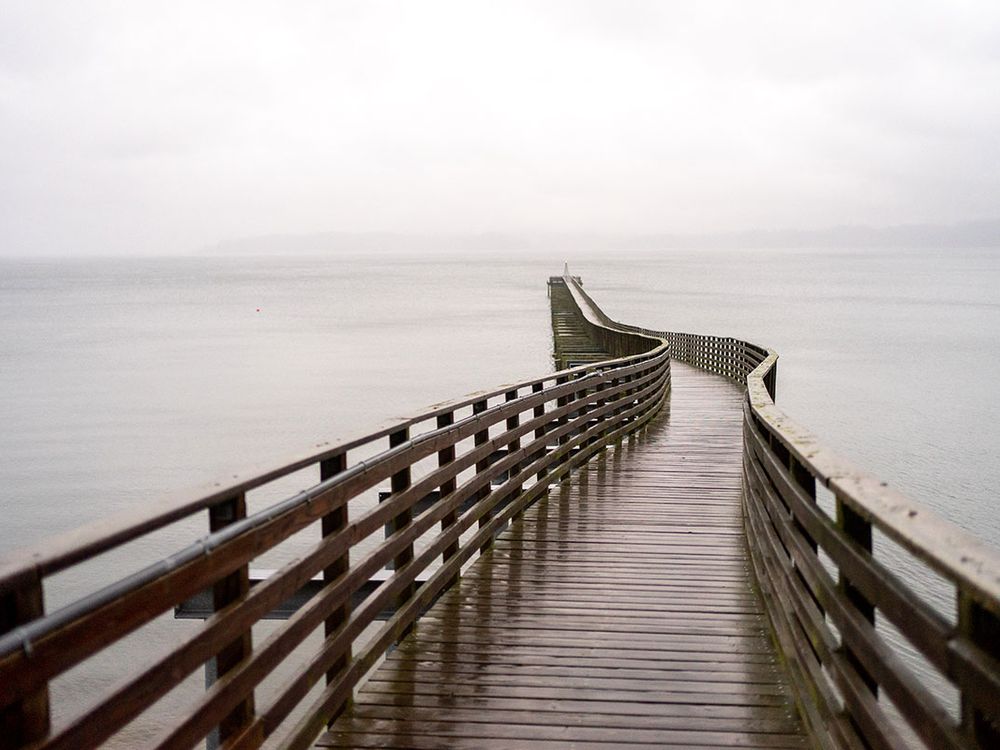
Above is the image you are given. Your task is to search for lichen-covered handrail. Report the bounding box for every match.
[570,272,1000,750]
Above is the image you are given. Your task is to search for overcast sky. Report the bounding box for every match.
[2,1,999,256]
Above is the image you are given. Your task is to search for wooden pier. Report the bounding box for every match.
[1,274,998,750]
[321,362,806,748]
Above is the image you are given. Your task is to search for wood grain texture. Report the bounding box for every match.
[318,362,806,749]
[8,273,997,750]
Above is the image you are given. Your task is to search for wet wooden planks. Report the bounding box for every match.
[319,362,806,749]
[549,279,609,368]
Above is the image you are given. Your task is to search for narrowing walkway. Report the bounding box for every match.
[6,273,997,750]
[320,362,806,749]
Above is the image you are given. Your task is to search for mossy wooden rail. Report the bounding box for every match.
[570,278,1000,750]
[1,274,998,749]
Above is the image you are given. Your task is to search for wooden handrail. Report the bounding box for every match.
[0,301,661,595]
[597,292,1000,750]
[5,272,996,750]
[0,276,669,750]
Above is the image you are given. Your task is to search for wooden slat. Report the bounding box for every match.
[7,272,997,750]
[0,295,663,593]
[744,414,954,672]
[745,431,965,750]
[0,353,665,708]
[320,454,350,696]
[153,356,671,750]
[621,275,999,750]
[207,493,254,743]
[0,573,49,746]
[319,363,807,749]
[278,374,672,750]
[0,275,672,750]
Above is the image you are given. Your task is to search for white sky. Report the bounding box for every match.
[2,1,999,255]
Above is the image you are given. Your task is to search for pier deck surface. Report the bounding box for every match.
[319,362,806,749]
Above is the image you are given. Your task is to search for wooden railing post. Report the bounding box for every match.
[532,383,547,481]
[959,591,1000,748]
[555,375,570,456]
[788,455,825,624]
[836,495,877,696]
[473,399,494,553]
[0,575,49,748]
[388,428,413,609]
[765,361,778,401]
[437,411,459,587]
[387,427,419,642]
[629,366,644,422]
[575,373,591,447]
[617,371,633,425]
[505,390,523,506]
[320,453,349,698]
[609,376,624,444]
[594,379,608,445]
[790,457,818,554]
[207,493,254,746]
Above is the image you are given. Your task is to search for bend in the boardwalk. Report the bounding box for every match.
[319,362,807,749]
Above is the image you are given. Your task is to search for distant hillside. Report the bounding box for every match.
[204,232,535,256]
[662,219,1000,250]
[204,220,1000,256]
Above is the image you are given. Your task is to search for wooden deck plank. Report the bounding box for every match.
[341,704,802,734]
[319,362,806,748]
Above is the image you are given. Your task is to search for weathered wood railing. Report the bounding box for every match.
[741,355,1000,750]
[0,277,667,750]
[575,277,1000,750]
[5,273,998,750]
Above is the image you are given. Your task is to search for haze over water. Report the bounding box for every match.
[3,249,997,553]
[3,2,1000,746]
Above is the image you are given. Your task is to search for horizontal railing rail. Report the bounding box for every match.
[0,276,668,750]
[9,271,996,750]
[587,283,1000,750]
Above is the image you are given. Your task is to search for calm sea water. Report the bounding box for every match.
[580,249,1000,546]
[1,249,997,744]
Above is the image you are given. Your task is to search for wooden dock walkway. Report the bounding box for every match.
[4,273,999,750]
[319,362,806,749]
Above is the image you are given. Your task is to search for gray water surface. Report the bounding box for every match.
[1,249,997,744]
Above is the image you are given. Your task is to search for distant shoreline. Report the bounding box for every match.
[202,221,1000,257]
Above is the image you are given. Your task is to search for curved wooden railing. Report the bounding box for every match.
[741,354,1000,750]
[5,274,998,750]
[0,277,667,750]
[581,280,1000,750]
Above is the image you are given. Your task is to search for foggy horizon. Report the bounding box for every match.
[3,1,1000,257]
[4,3,1000,743]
